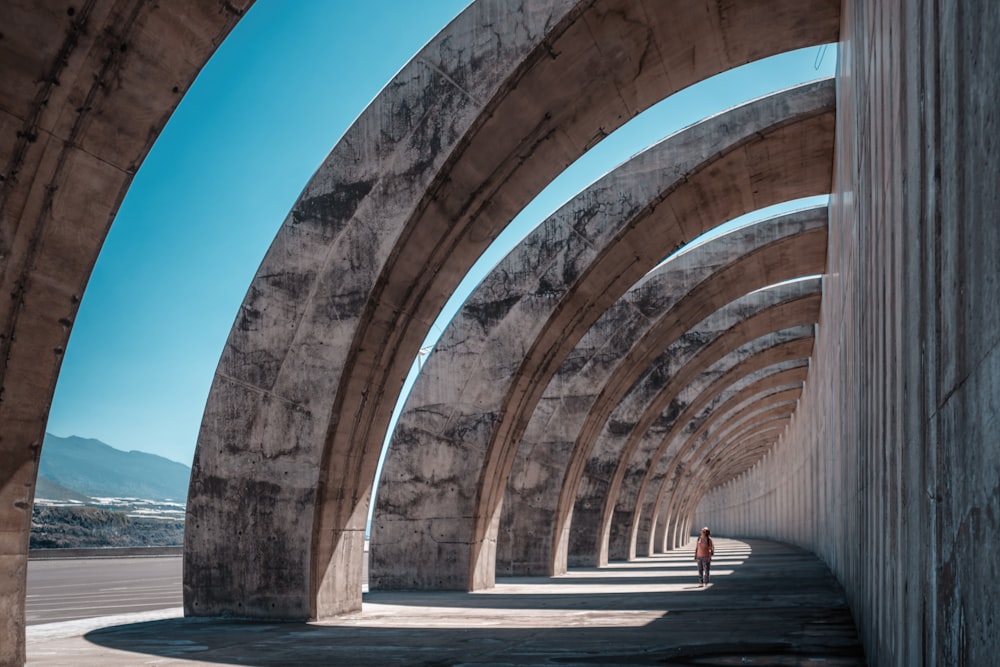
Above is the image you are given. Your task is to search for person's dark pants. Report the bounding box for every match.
[696,557,711,584]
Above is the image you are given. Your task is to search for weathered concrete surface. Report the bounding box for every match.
[497,208,826,578]
[564,281,820,569]
[657,395,809,551]
[0,2,251,664]
[665,418,794,547]
[372,81,833,594]
[698,2,1000,665]
[7,0,998,665]
[25,539,865,666]
[188,0,839,622]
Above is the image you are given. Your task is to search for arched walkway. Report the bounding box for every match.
[588,279,821,565]
[28,539,865,666]
[497,207,825,577]
[185,0,839,621]
[563,286,821,569]
[6,0,1000,665]
[371,80,833,593]
[634,354,811,555]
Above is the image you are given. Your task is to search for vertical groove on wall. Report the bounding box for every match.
[696,1,1000,665]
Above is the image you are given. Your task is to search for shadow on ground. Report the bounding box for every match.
[71,538,865,666]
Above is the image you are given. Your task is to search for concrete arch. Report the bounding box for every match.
[629,362,807,559]
[665,429,795,549]
[699,425,792,490]
[707,436,790,487]
[6,1,1000,665]
[187,0,839,619]
[0,2,252,662]
[565,283,821,568]
[566,288,811,567]
[372,81,833,592]
[593,294,822,564]
[702,408,797,470]
[584,309,807,566]
[553,282,826,568]
[661,427,789,550]
[666,423,795,542]
[656,406,800,549]
[655,403,800,551]
[689,394,803,482]
[639,333,815,553]
[679,389,803,475]
[622,361,810,558]
[604,381,804,561]
[497,207,825,577]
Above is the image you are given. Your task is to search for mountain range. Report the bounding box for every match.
[37,433,191,503]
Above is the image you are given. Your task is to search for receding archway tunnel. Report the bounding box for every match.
[5,1,1000,665]
[186,0,839,621]
[373,78,833,592]
[497,207,825,577]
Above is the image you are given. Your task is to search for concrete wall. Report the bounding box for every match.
[697,1,1000,664]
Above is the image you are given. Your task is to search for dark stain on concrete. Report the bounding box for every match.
[464,294,522,331]
[607,418,635,436]
[292,179,376,234]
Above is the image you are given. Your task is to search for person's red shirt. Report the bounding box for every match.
[695,535,714,558]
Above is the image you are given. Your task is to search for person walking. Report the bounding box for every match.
[695,527,714,586]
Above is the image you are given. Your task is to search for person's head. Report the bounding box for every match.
[701,527,710,536]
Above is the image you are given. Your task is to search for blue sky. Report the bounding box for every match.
[45,1,836,465]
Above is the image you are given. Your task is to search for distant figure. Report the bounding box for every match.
[695,526,714,586]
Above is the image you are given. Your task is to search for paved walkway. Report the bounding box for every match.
[26,538,865,666]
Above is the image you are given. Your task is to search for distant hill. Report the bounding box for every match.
[39,433,191,502]
[34,474,92,503]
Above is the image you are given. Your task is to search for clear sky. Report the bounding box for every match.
[45,1,836,466]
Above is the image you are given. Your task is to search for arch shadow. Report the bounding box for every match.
[84,539,863,666]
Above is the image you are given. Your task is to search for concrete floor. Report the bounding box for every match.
[26,538,865,666]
